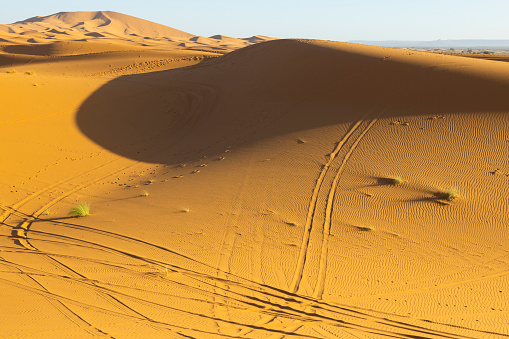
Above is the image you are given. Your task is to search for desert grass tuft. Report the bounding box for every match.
[6,69,16,74]
[182,207,190,213]
[357,225,374,231]
[440,187,459,201]
[25,70,35,75]
[140,190,149,197]
[392,176,403,185]
[69,203,90,217]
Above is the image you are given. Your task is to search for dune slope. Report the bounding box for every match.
[0,38,508,338]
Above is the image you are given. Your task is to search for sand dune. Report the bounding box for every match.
[15,11,194,39]
[1,12,508,339]
[0,11,276,54]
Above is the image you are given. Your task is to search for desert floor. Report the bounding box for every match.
[0,11,508,339]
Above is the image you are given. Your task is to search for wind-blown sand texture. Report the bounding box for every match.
[1,12,508,339]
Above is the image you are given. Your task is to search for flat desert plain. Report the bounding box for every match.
[0,11,508,339]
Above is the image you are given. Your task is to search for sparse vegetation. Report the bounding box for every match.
[182,207,190,213]
[69,203,90,217]
[25,70,35,75]
[440,187,459,201]
[6,70,16,74]
[140,190,149,197]
[392,176,403,185]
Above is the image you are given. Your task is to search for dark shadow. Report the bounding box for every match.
[355,176,400,188]
[75,39,509,165]
[375,177,399,186]
[3,43,55,56]
[84,32,105,38]
[32,216,78,223]
[404,192,454,205]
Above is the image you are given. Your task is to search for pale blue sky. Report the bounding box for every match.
[2,0,508,41]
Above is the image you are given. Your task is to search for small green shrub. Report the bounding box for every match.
[69,203,90,217]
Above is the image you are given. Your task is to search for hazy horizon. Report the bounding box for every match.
[2,0,509,41]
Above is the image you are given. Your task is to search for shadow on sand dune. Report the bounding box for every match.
[76,39,509,165]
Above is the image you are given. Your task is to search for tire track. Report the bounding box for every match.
[2,159,149,336]
[1,229,499,338]
[289,119,365,293]
[0,266,475,339]
[15,160,137,235]
[0,78,223,338]
[0,258,114,338]
[313,116,380,299]
[0,276,322,339]
[0,158,121,224]
[23,222,491,337]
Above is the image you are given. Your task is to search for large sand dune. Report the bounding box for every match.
[0,11,275,56]
[0,12,508,339]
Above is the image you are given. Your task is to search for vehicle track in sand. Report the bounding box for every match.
[1,228,498,338]
[2,165,489,335]
[2,197,493,338]
[288,118,366,294]
[3,170,502,336]
[0,80,226,337]
[312,116,380,300]
[0,158,148,337]
[3,73,507,336]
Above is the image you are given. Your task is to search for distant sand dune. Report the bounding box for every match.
[0,11,276,57]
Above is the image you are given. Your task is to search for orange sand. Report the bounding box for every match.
[0,11,508,339]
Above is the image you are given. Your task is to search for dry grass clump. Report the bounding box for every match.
[357,225,374,231]
[140,190,149,197]
[440,187,459,201]
[6,70,17,74]
[25,70,35,75]
[392,176,403,185]
[69,203,90,217]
